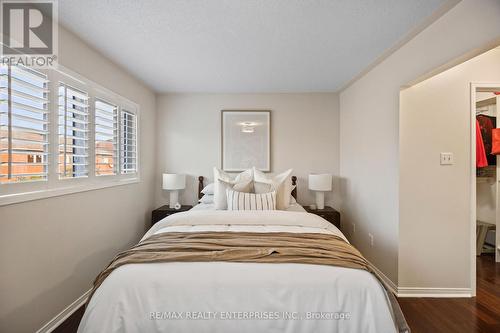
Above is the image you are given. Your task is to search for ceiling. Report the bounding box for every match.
[59,0,449,93]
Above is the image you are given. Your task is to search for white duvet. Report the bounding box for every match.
[78,210,398,333]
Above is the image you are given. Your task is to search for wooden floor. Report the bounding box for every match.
[52,306,84,333]
[398,254,500,333]
[55,255,499,333]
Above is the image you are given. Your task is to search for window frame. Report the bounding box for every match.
[0,66,50,183]
[0,65,140,206]
[120,107,139,175]
[58,81,90,180]
[94,96,119,177]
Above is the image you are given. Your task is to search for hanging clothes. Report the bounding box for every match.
[477,115,496,165]
[476,120,488,168]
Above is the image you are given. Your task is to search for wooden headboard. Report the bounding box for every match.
[291,176,297,199]
[198,176,205,199]
[198,175,297,200]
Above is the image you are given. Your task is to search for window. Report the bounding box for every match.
[0,65,139,206]
[95,99,117,176]
[27,154,43,163]
[58,83,89,179]
[120,109,137,174]
[0,65,49,184]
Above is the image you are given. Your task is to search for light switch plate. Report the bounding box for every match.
[440,152,454,165]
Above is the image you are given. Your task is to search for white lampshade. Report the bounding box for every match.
[162,174,186,190]
[308,174,332,191]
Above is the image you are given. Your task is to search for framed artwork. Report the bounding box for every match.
[221,110,271,172]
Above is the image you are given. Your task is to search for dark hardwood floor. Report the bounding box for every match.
[398,254,500,333]
[52,306,84,333]
[54,255,500,333]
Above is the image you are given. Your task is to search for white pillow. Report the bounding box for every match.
[253,167,293,210]
[226,189,276,211]
[198,194,214,204]
[213,167,253,210]
[201,183,214,195]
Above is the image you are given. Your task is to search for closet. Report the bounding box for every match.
[476,91,498,259]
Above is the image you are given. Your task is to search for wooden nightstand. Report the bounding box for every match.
[304,206,341,229]
[151,205,193,225]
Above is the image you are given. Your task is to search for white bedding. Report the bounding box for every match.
[191,201,307,212]
[78,210,398,333]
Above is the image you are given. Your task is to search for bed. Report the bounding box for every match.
[78,176,407,333]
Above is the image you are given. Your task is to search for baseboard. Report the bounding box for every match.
[367,260,398,294]
[397,287,472,298]
[367,261,472,298]
[36,289,91,333]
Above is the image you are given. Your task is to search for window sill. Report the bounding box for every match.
[0,178,140,207]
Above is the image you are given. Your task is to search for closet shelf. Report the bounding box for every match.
[477,177,495,184]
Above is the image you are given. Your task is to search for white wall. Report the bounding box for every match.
[0,27,157,333]
[155,93,339,209]
[400,49,500,289]
[340,0,500,286]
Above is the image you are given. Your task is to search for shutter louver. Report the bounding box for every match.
[58,83,89,178]
[95,99,118,176]
[120,109,137,174]
[0,65,49,183]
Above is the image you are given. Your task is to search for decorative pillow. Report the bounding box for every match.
[201,183,214,195]
[226,189,276,211]
[198,194,214,204]
[253,167,293,210]
[213,167,253,210]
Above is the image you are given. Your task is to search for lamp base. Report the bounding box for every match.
[169,190,179,209]
[315,191,325,210]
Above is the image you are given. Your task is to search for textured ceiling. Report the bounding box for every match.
[59,0,448,93]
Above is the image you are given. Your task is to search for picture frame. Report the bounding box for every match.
[221,110,271,172]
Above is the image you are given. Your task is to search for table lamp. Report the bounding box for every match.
[308,174,332,210]
[163,173,186,209]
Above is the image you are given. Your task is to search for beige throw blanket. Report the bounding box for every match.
[88,231,409,333]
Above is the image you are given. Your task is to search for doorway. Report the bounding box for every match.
[471,84,500,296]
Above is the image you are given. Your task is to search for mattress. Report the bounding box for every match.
[78,210,398,333]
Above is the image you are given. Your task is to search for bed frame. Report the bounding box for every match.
[198,175,297,200]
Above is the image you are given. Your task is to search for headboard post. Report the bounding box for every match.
[291,176,297,200]
[198,176,204,199]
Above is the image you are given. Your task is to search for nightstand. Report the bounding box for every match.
[304,206,341,229]
[151,205,193,225]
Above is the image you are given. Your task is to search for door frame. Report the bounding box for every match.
[470,82,500,297]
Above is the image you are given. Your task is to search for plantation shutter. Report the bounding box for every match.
[120,109,137,174]
[58,83,89,178]
[0,65,49,183]
[95,99,118,176]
